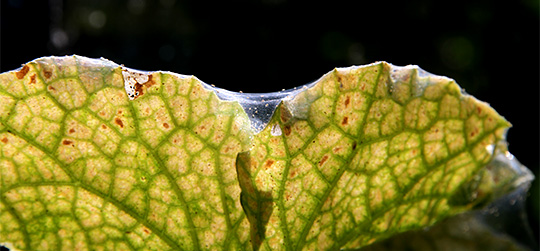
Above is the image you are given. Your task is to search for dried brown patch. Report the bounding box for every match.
[341,116,348,125]
[62,140,73,145]
[264,160,274,169]
[16,65,29,79]
[319,155,329,166]
[48,86,56,91]
[1,137,8,143]
[283,125,291,136]
[345,96,350,107]
[68,128,75,134]
[29,74,36,84]
[163,122,169,129]
[280,105,292,123]
[352,141,357,150]
[134,83,144,96]
[115,117,124,128]
[101,124,107,129]
[144,75,156,87]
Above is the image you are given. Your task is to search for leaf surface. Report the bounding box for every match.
[0,56,531,250]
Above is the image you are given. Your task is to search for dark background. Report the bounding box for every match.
[1,0,539,247]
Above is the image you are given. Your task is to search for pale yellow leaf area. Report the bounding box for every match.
[0,56,509,251]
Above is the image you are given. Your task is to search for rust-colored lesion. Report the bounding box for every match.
[114,117,124,128]
[142,228,151,235]
[62,140,73,145]
[1,137,8,143]
[341,116,349,125]
[319,155,329,166]
[28,74,36,84]
[43,69,52,79]
[16,65,29,79]
[344,96,350,107]
[289,169,297,179]
[163,122,170,129]
[264,159,274,169]
[144,74,156,87]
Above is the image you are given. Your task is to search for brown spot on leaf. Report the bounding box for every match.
[43,69,52,79]
[319,155,329,166]
[285,193,292,201]
[142,228,150,235]
[342,116,348,125]
[345,96,350,107]
[163,123,169,129]
[16,65,29,79]
[101,124,107,129]
[283,125,291,136]
[48,85,56,91]
[289,169,297,178]
[29,74,36,84]
[115,117,124,128]
[1,138,8,143]
[264,160,274,169]
[62,140,73,145]
[68,128,75,134]
[352,141,357,150]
